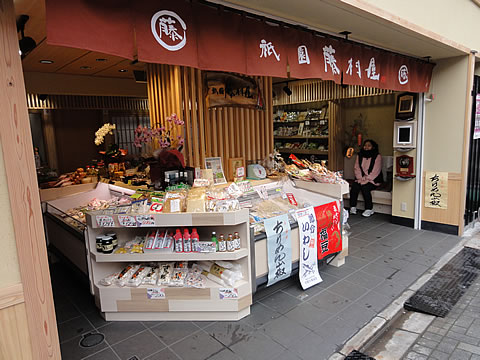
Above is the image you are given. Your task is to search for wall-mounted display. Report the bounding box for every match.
[394,120,417,149]
[395,92,417,120]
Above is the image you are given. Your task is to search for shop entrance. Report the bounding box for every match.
[464,75,480,226]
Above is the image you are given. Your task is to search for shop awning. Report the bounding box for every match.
[45,0,434,93]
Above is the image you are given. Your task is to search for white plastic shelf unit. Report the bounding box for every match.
[85,209,252,321]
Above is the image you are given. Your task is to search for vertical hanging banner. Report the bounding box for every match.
[264,214,292,286]
[475,95,480,140]
[314,201,342,260]
[425,172,448,209]
[296,207,323,290]
[134,0,198,68]
[286,31,325,79]
[45,0,135,59]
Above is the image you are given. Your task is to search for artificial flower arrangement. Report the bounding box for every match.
[133,113,185,150]
[94,123,127,159]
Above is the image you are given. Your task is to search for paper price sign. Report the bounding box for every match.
[118,215,137,227]
[147,288,166,299]
[219,288,238,299]
[136,215,155,227]
[96,215,115,227]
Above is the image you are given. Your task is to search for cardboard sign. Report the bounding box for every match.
[118,215,137,227]
[147,288,166,299]
[296,207,323,290]
[96,215,115,228]
[314,201,342,260]
[219,288,238,299]
[425,172,448,209]
[136,215,155,227]
[264,214,292,287]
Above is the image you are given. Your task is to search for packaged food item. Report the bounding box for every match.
[95,236,103,253]
[142,266,159,285]
[192,263,226,287]
[191,228,200,252]
[99,272,119,286]
[211,231,218,251]
[226,234,235,252]
[163,190,187,213]
[196,261,243,287]
[174,229,183,252]
[114,247,127,254]
[168,268,187,287]
[185,268,207,288]
[234,232,241,250]
[157,263,174,285]
[127,266,152,287]
[106,233,118,248]
[101,236,114,254]
[186,187,206,212]
[173,261,188,269]
[115,264,140,287]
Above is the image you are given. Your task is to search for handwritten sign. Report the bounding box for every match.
[425,172,448,209]
[96,215,115,227]
[147,288,166,299]
[118,215,137,227]
[314,201,342,260]
[136,215,155,227]
[264,214,292,287]
[296,207,323,290]
[219,288,239,299]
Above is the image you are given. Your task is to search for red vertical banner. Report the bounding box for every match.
[134,0,198,68]
[286,31,325,79]
[194,4,246,73]
[244,18,288,77]
[314,201,342,260]
[45,0,135,59]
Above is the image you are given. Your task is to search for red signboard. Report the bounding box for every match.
[314,201,342,260]
[286,31,325,79]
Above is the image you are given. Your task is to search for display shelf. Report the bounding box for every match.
[274,135,328,139]
[273,119,328,125]
[91,248,249,262]
[277,148,328,155]
[86,209,249,228]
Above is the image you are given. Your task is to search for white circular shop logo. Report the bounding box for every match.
[151,10,187,51]
[398,65,409,85]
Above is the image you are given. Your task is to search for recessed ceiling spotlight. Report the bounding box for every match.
[39,59,54,64]
[80,66,91,69]
[118,69,128,72]
[96,58,107,62]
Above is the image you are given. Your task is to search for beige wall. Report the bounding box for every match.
[0,140,21,288]
[341,94,395,156]
[24,72,148,97]
[362,0,480,53]
[424,56,469,173]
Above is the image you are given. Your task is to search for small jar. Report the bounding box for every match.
[95,236,104,253]
[101,236,114,254]
[106,232,118,248]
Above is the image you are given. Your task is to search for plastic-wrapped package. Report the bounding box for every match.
[196,261,243,287]
[127,266,152,287]
[173,261,188,269]
[168,268,187,287]
[157,263,174,285]
[142,266,159,285]
[215,260,242,273]
[115,264,140,287]
[185,268,207,288]
[99,272,119,286]
[192,263,227,287]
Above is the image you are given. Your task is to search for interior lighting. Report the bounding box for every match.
[39,60,54,64]
[118,69,128,72]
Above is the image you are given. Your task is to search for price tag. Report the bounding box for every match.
[118,215,137,227]
[305,120,310,125]
[219,288,238,299]
[286,193,298,206]
[147,288,166,299]
[236,166,245,178]
[255,186,269,200]
[96,215,115,227]
[137,215,155,227]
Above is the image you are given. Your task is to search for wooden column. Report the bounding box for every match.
[0,0,60,358]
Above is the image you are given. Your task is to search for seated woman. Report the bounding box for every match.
[349,139,383,217]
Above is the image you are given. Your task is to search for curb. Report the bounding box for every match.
[329,235,475,359]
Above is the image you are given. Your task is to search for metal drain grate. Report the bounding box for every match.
[345,350,376,360]
[79,332,105,348]
[404,246,480,317]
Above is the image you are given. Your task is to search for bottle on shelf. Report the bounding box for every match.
[106,232,117,248]
[183,229,192,253]
[234,232,241,250]
[101,236,114,254]
[227,234,235,252]
[218,234,227,252]
[211,231,218,252]
[96,235,104,253]
[191,228,200,252]
[174,229,183,253]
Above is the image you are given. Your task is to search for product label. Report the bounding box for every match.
[147,288,166,299]
[170,199,181,213]
[118,215,137,227]
[226,240,235,252]
[96,215,115,227]
[219,288,238,299]
[235,237,241,250]
[183,239,192,252]
[175,238,183,252]
[149,202,163,213]
[136,215,155,227]
[210,264,224,277]
[218,241,227,252]
[102,243,113,252]
[287,193,298,206]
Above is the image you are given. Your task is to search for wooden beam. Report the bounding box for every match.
[0,0,60,357]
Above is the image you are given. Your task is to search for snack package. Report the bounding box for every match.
[163,191,187,213]
[142,266,159,285]
[115,264,140,287]
[127,265,152,287]
[196,261,243,287]
[157,263,174,285]
[168,268,187,287]
[99,272,119,286]
[185,268,207,288]
[192,263,227,287]
[186,187,206,212]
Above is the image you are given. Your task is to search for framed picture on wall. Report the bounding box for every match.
[395,92,417,120]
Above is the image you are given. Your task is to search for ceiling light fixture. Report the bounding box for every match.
[17,15,37,59]
[96,58,107,62]
[80,66,91,69]
[118,69,128,72]
[39,59,54,64]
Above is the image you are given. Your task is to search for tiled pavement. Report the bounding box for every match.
[403,270,480,360]
[51,213,461,360]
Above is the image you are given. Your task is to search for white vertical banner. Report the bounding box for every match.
[264,214,292,287]
[296,207,323,290]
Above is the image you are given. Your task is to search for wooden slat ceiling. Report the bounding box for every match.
[13,0,146,79]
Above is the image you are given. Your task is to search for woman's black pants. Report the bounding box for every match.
[349,182,377,210]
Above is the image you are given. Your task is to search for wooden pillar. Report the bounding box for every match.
[0,0,60,358]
